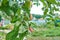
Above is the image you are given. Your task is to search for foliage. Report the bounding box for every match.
[0,0,60,40]
[6,24,20,40]
[0,15,2,22]
[40,0,60,17]
[0,0,32,40]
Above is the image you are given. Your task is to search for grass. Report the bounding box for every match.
[27,37,60,40]
[27,27,60,40]
[0,32,6,40]
[29,27,60,37]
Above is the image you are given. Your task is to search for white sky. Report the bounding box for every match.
[30,1,43,15]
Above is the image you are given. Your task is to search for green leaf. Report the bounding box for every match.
[6,26,20,40]
[22,1,31,14]
[55,8,59,11]
[0,15,2,22]
[40,0,47,6]
[46,0,56,4]
[44,9,48,15]
[2,0,9,6]
[16,8,21,16]
[10,3,18,14]
[19,30,28,40]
